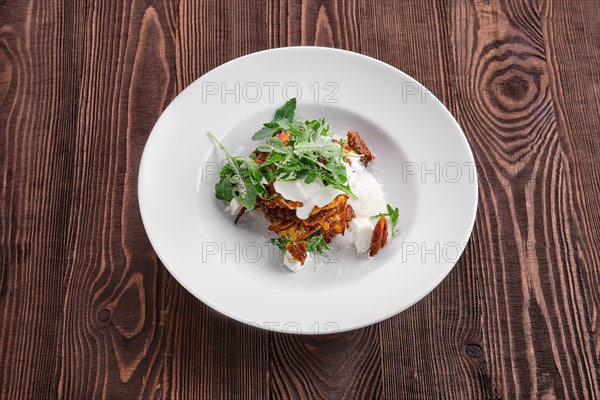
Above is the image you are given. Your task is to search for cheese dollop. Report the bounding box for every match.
[346,158,387,219]
[346,157,388,254]
[348,217,375,254]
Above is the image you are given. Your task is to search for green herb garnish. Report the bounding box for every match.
[271,232,330,256]
[252,98,297,140]
[305,233,329,254]
[253,98,356,198]
[208,132,267,211]
[210,98,357,213]
[373,204,400,238]
[271,236,291,250]
[274,97,297,121]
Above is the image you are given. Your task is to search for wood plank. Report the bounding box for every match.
[0,0,271,398]
[54,1,176,398]
[267,0,360,50]
[541,0,600,366]
[270,327,382,399]
[445,0,599,397]
[0,0,83,398]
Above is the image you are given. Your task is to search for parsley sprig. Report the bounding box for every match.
[374,204,400,238]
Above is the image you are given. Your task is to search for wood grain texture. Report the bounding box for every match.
[1,0,599,399]
[541,0,600,366]
[445,1,600,397]
[55,3,175,398]
[1,1,77,398]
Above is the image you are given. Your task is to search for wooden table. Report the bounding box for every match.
[1,0,599,398]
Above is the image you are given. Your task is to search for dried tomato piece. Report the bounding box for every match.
[369,216,388,257]
[345,205,356,224]
[252,150,268,164]
[347,130,375,165]
[285,241,308,265]
[276,130,291,146]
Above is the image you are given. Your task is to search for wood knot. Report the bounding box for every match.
[466,344,483,358]
[475,36,549,132]
[107,273,146,339]
[499,75,529,102]
[98,309,111,322]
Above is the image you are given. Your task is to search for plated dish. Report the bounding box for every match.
[138,47,478,334]
[210,98,399,272]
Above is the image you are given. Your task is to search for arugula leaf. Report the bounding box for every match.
[208,132,260,211]
[304,169,319,184]
[274,97,296,121]
[256,137,292,154]
[251,98,297,140]
[243,158,267,199]
[215,173,233,201]
[251,122,279,141]
[373,204,400,238]
[293,140,341,156]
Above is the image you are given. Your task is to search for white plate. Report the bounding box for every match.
[138,47,478,334]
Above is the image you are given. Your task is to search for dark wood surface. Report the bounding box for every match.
[1,0,599,398]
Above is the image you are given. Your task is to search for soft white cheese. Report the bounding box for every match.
[225,196,243,216]
[274,180,344,220]
[346,155,365,174]
[343,155,392,255]
[347,167,387,219]
[283,250,309,272]
[348,217,375,254]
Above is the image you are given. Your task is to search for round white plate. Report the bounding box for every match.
[139,47,478,334]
